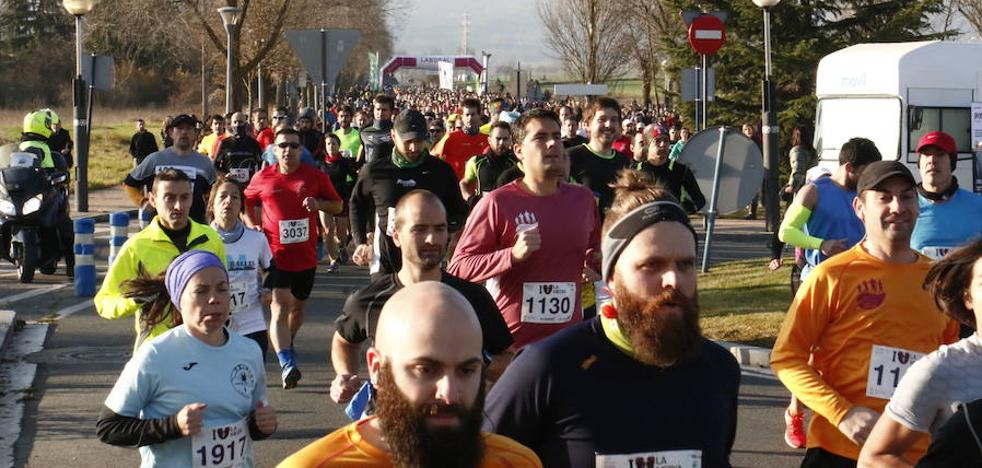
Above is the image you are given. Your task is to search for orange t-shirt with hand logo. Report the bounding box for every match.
[771,243,959,461]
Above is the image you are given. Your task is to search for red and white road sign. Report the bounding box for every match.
[688,15,726,55]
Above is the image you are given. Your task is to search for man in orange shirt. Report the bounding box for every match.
[277,282,541,468]
[431,98,489,179]
[771,161,960,466]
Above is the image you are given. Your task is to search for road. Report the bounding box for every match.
[0,221,804,467]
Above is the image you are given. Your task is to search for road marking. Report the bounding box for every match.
[0,284,69,307]
[53,300,94,319]
[0,323,48,467]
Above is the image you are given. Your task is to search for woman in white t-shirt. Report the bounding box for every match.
[208,177,274,358]
[859,237,982,467]
[97,250,277,467]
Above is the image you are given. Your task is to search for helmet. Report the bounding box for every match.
[23,111,53,139]
[41,108,60,126]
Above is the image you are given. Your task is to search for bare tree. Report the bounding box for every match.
[617,0,679,106]
[957,0,982,36]
[537,0,633,84]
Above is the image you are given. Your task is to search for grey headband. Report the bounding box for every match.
[601,201,697,282]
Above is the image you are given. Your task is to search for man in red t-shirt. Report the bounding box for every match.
[244,127,342,389]
[431,98,489,179]
[253,108,274,149]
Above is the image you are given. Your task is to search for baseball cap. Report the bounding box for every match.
[394,109,428,141]
[856,160,916,193]
[167,114,198,130]
[916,131,957,156]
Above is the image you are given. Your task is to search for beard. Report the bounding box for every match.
[613,283,703,367]
[374,363,486,468]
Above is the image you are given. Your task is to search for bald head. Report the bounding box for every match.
[374,282,481,356]
[231,112,248,126]
[393,190,446,231]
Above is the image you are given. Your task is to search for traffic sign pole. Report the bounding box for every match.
[686,13,726,131]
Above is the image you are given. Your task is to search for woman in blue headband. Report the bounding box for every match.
[96,250,277,467]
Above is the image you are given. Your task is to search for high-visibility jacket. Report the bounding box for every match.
[94,217,226,350]
[18,139,54,168]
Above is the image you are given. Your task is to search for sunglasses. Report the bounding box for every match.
[273,115,288,120]
[277,142,300,149]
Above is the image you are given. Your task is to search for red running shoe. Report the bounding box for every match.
[784,409,807,449]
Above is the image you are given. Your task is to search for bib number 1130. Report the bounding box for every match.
[521,282,575,324]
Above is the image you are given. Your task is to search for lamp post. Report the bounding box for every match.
[218,6,242,115]
[63,0,98,212]
[753,0,781,232]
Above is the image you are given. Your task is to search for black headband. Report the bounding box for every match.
[601,201,696,282]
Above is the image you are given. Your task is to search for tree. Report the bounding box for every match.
[617,0,676,106]
[537,0,633,84]
[955,0,982,35]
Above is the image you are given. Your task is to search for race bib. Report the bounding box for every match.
[921,246,952,260]
[521,282,576,324]
[385,207,397,237]
[228,168,250,184]
[866,345,925,399]
[228,281,249,315]
[340,149,353,159]
[191,419,251,468]
[596,449,701,468]
[278,218,310,244]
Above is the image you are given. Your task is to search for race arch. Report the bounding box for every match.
[381,55,484,82]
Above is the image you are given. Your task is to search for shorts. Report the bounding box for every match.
[800,448,856,468]
[264,267,316,300]
[243,330,269,361]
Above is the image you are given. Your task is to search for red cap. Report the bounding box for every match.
[916,131,957,156]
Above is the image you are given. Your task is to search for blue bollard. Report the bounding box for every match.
[139,206,153,229]
[109,212,130,267]
[74,218,96,297]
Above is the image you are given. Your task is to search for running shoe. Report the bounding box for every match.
[784,409,807,449]
[326,260,340,273]
[282,365,302,390]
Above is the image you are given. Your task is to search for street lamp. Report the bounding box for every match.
[753,0,781,232]
[63,0,98,212]
[218,6,242,115]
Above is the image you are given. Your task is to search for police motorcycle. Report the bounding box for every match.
[0,144,74,283]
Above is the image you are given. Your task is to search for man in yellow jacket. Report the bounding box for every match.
[95,168,225,350]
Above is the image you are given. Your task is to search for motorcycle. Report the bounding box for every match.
[0,151,73,283]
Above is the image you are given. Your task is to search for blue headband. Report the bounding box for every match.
[165,250,227,311]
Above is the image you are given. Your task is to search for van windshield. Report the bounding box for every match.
[815,97,901,161]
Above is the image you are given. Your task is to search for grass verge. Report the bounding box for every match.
[698,256,794,348]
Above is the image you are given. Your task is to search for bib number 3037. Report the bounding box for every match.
[278,218,309,245]
[521,282,575,324]
[866,345,925,400]
[596,449,701,468]
[191,419,250,468]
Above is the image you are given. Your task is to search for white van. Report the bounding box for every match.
[814,41,981,186]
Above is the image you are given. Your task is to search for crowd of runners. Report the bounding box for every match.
[11,82,972,467]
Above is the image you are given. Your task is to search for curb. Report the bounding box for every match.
[0,310,15,362]
[717,340,773,368]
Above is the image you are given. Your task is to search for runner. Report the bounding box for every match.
[295,107,325,160]
[214,111,263,184]
[278,282,541,468]
[97,250,276,467]
[333,104,361,161]
[483,171,741,467]
[449,108,600,349]
[909,131,982,260]
[566,96,633,220]
[459,121,517,206]
[197,114,225,158]
[253,108,275,149]
[350,109,466,275]
[859,237,982,466]
[635,132,706,213]
[208,178,273,358]
[330,191,514,407]
[431,97,490,179]
[319,133,357,271]
[357,94,395,164]
[244,128,342,389]
[124,114,218,224]
[96,168,226,350]
[771,161,960,465]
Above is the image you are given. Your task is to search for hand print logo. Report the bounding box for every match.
[856,278,886,310]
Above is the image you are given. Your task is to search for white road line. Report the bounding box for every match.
[0,323,48,467]
[53,300,94,319]
[0,284,69,307]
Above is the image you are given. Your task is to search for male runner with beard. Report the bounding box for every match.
[483,171,741,468]
[278,282,541,468]
[566,97,632,221]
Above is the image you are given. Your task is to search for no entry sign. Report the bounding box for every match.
[688,14,726,55]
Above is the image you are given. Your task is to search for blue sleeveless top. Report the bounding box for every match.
[804,177,865,270]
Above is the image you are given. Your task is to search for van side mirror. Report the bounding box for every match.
[908,106,923,131]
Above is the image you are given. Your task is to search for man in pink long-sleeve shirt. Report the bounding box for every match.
[449,109,601,350]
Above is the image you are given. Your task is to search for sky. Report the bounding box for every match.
[390,0,557,72]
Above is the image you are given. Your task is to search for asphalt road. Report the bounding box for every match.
[1,221,804,467]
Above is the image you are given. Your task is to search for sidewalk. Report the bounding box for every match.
[69,185,137,223]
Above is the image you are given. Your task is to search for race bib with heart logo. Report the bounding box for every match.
[866,345,925,400]
[191,419,251,468]
[228,168,250,184]
[596,449,701,468]
[921,246,951,261]
[521,282,576,324]
[278,218,310,245]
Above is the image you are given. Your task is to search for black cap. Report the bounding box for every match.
[168,114,198,130]
[856,160,916,193]
[394,109,428,141]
